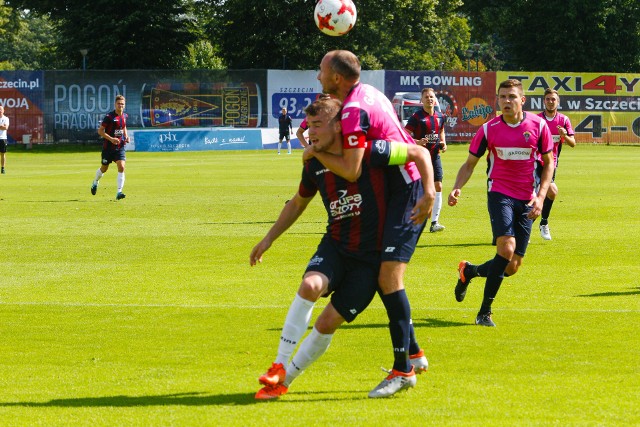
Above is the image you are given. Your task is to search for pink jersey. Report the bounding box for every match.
[341,83,420,183]
[537,111,574,167]
[470,113,554,201]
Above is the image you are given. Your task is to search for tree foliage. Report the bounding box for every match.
[463,0,640,72]
[215,0,470,70]
[7,0,199,69]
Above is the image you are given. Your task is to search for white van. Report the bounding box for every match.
[391,92,441,125]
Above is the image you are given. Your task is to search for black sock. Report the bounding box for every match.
[380,290,412,373]
[408,319,420,356]
[480,254,510,314]
[476,260,493,277]
[540,197,554,226]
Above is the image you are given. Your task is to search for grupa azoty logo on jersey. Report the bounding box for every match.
[329,189,363,219]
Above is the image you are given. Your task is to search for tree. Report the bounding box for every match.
[214,0,470,70]
[8,0,200,69]
[463,0,640,72]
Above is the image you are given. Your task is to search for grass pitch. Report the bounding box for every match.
[0,144,638,426]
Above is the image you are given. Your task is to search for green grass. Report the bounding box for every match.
[0,145,638,426]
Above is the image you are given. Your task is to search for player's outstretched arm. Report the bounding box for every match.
[250,193,312,266]
[296,127,309,147]
[448,154,480,206]
[405,144,435,225]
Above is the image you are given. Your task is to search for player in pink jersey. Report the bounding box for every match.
[536,88,576,240]
[448,79,555,327]
[307,50,435,398]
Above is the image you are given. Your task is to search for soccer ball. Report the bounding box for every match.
[314,0,357,37]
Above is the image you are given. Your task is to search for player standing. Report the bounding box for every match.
[448,79,554,326]
[536,88,576,240]
[277,107,293,154]
[405,88,447,232]
[91,95,129,200]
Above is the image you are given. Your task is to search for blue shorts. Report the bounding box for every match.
[432,155,443,183]
[487,191,532,257]
[381,178,426,263]
[305,236,379,323]
[101,147,126,165]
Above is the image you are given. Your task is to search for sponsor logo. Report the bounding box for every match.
[329,191,363,217]
[308,255,323,266]
[385,247,396,253]
[495,147,532,160]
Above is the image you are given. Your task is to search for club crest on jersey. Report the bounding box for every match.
[374,140,387,154]
[522,131,531,143]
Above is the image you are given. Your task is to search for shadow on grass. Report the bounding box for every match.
[344,318,469,329]
[0,392,257,407]
[416,242,493,249]
[0,390,367,407]
[577,287,640,297]
[267,317,468,333]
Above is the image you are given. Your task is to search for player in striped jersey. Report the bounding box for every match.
[405,87,448,232]
[251,96,434,400]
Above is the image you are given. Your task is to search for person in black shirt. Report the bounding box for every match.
[277,107,293,155]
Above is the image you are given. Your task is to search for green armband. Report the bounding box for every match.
[387,141,409,165]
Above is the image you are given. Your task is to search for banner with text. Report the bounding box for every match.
[132,128,263,152]
[498,72,640,144]
[45,70,268,144]
[385,71,497,142]
[0,71,45,144]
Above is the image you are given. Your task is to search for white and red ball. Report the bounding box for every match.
[314,0,357,37]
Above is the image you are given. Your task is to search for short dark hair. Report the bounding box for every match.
[421,87,436,96]
[498,79,523,94]
[304,95,342,120]
[544,88,559,98]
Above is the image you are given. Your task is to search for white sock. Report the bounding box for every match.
[284,327,333,387]
[431,192,442,223]
[93,169,104,184]
[117,172,125,193]
[275,294,315,366]
[287,142,291,152]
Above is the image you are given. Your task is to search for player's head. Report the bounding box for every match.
[304,95,342,152]
[497,79,525,120]
[420,88,437,109]
[0,105,4,115]
[317,50,360,100]
[543,88,560,114]
[281,107,287,115]
[114,95,126,114]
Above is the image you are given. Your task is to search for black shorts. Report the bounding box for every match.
[101,147,126,165]
[0,139,7,153]
[304,236,379,323]
[381,177,426,263]
[432,155,443,182]
[487,191,532,257]
[279,132,290,141]
[536,161,557,184]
